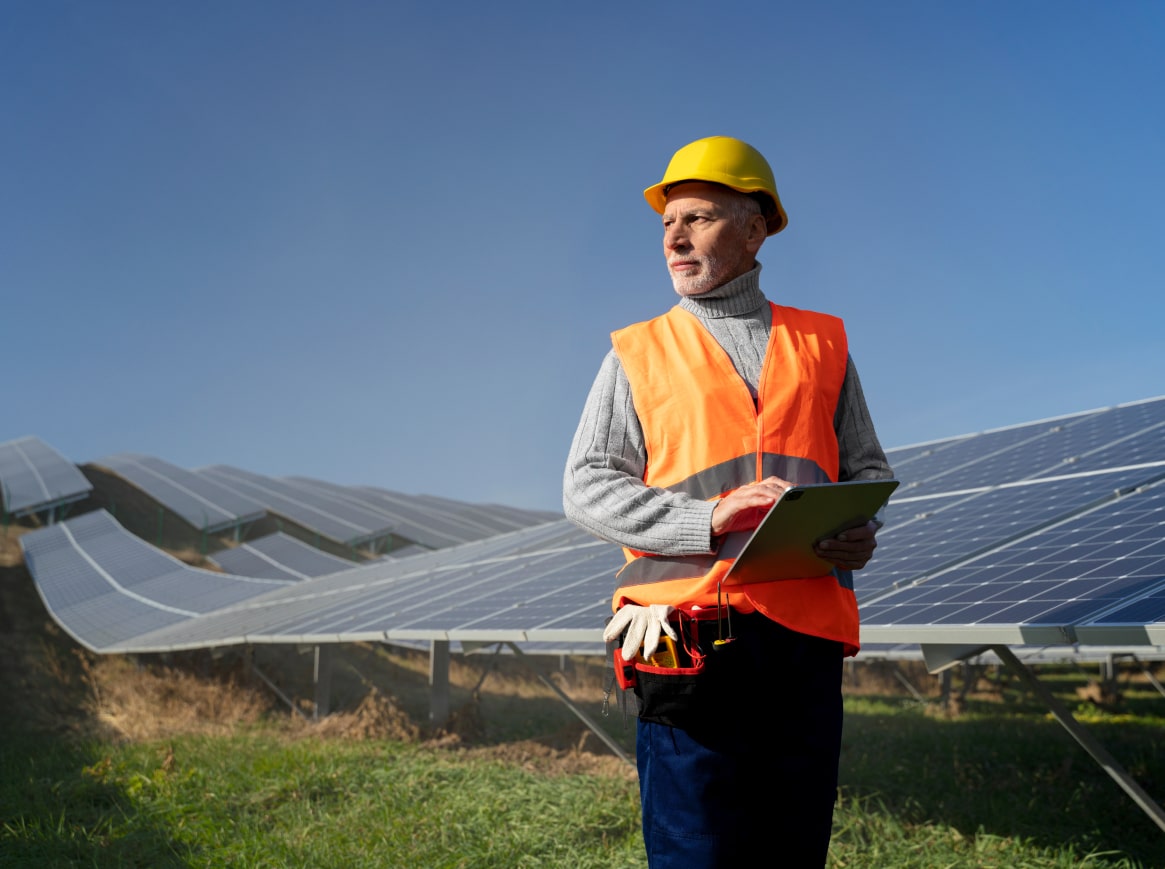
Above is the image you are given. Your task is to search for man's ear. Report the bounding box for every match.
[745,213,767,255]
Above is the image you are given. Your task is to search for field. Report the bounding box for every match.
[3,526,1165,867]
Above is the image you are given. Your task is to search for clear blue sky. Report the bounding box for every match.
[4,1,1163,511]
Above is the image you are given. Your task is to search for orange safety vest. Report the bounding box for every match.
[610,302,860,655]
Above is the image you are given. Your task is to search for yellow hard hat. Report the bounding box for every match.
[644,136,788,235]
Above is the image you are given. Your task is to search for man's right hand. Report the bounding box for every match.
[710,476,793,535]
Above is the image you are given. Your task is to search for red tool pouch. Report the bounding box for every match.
[612,648,637,690]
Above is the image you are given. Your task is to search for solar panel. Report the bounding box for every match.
[0,436,92,517]
[17,397,1165,666]
[92,453,266,533]
[293,479,512,549]
[383,543,430,559]
[21,507,620,654]
[860,467,1158,599]
[21,510,295,651]
[857,472,1165,643]
[410,491,562,533]
[196,466,396,548]
[208,532,359,581]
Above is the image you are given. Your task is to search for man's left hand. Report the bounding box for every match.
[814,520,879,571]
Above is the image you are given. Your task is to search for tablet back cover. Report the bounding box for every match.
[720,479,898,586]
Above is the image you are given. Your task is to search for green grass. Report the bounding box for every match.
[3,668,1165,868]
[0,731,643,868]
[834,696,1165,867]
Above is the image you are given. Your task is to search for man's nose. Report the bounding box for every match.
[664,225,688,250]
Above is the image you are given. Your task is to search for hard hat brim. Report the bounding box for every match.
[643,177,788,236]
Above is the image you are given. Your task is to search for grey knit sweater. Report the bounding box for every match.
[562,264,892,556]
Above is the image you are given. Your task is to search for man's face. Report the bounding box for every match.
[662,182,766,297]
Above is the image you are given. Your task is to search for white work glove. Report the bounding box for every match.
[603,604,678,661]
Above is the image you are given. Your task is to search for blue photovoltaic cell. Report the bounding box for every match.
[883,436,971,478]
[1029,423,1165,481]
[861,480,1165,631]
[889,413,1094,495]
[1083,582,1165,629]
[859,467,1155,600]
[894,399,1165,499]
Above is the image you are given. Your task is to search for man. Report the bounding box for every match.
[563,135,893,867]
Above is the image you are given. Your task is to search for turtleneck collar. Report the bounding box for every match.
[677,263,767,320]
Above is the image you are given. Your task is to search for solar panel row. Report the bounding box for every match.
[0,436,92,517]
[93,453,266,532]
[862,396,1165,649]
[21,510,615,655]
[209,532,359,581]
[21,510,294,651]
[15,395,1165,666]
[193,466,555,550]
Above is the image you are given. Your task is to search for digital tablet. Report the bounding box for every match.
[719,479,899,586]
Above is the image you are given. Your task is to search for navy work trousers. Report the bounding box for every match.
[635,614,844,868]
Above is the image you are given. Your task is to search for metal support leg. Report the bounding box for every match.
[1132,656,1165,700]
[430,640,451,727]
[505,643,632,765]
[892,662,929,703]
[247,653,308,721]
[992,645,1165,834]
[313,645,334,721]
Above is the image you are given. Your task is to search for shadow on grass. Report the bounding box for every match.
[840,698,1165,867]
[0,561,193,867]
[0,730,193,868]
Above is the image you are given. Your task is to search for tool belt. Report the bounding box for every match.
[607,606,744,732]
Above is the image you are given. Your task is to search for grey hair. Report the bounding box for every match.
[723,190,763,230]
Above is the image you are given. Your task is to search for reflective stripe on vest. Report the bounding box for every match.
[610,302,861,655]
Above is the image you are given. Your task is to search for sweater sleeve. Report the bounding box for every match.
[834,355,894,483]
[562,350,717,555]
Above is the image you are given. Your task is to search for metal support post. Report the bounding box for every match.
[1132,656,1165,700]
[429,640,451,727]
[992,644,1165,834]
[313,644,334,721]
[506,643,632,765]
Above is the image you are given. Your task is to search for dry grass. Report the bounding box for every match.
[306,687,422,742]
[71,647,633,778]
[0,542,629,781]
[84,655,273,741]
[0,525,29,568]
